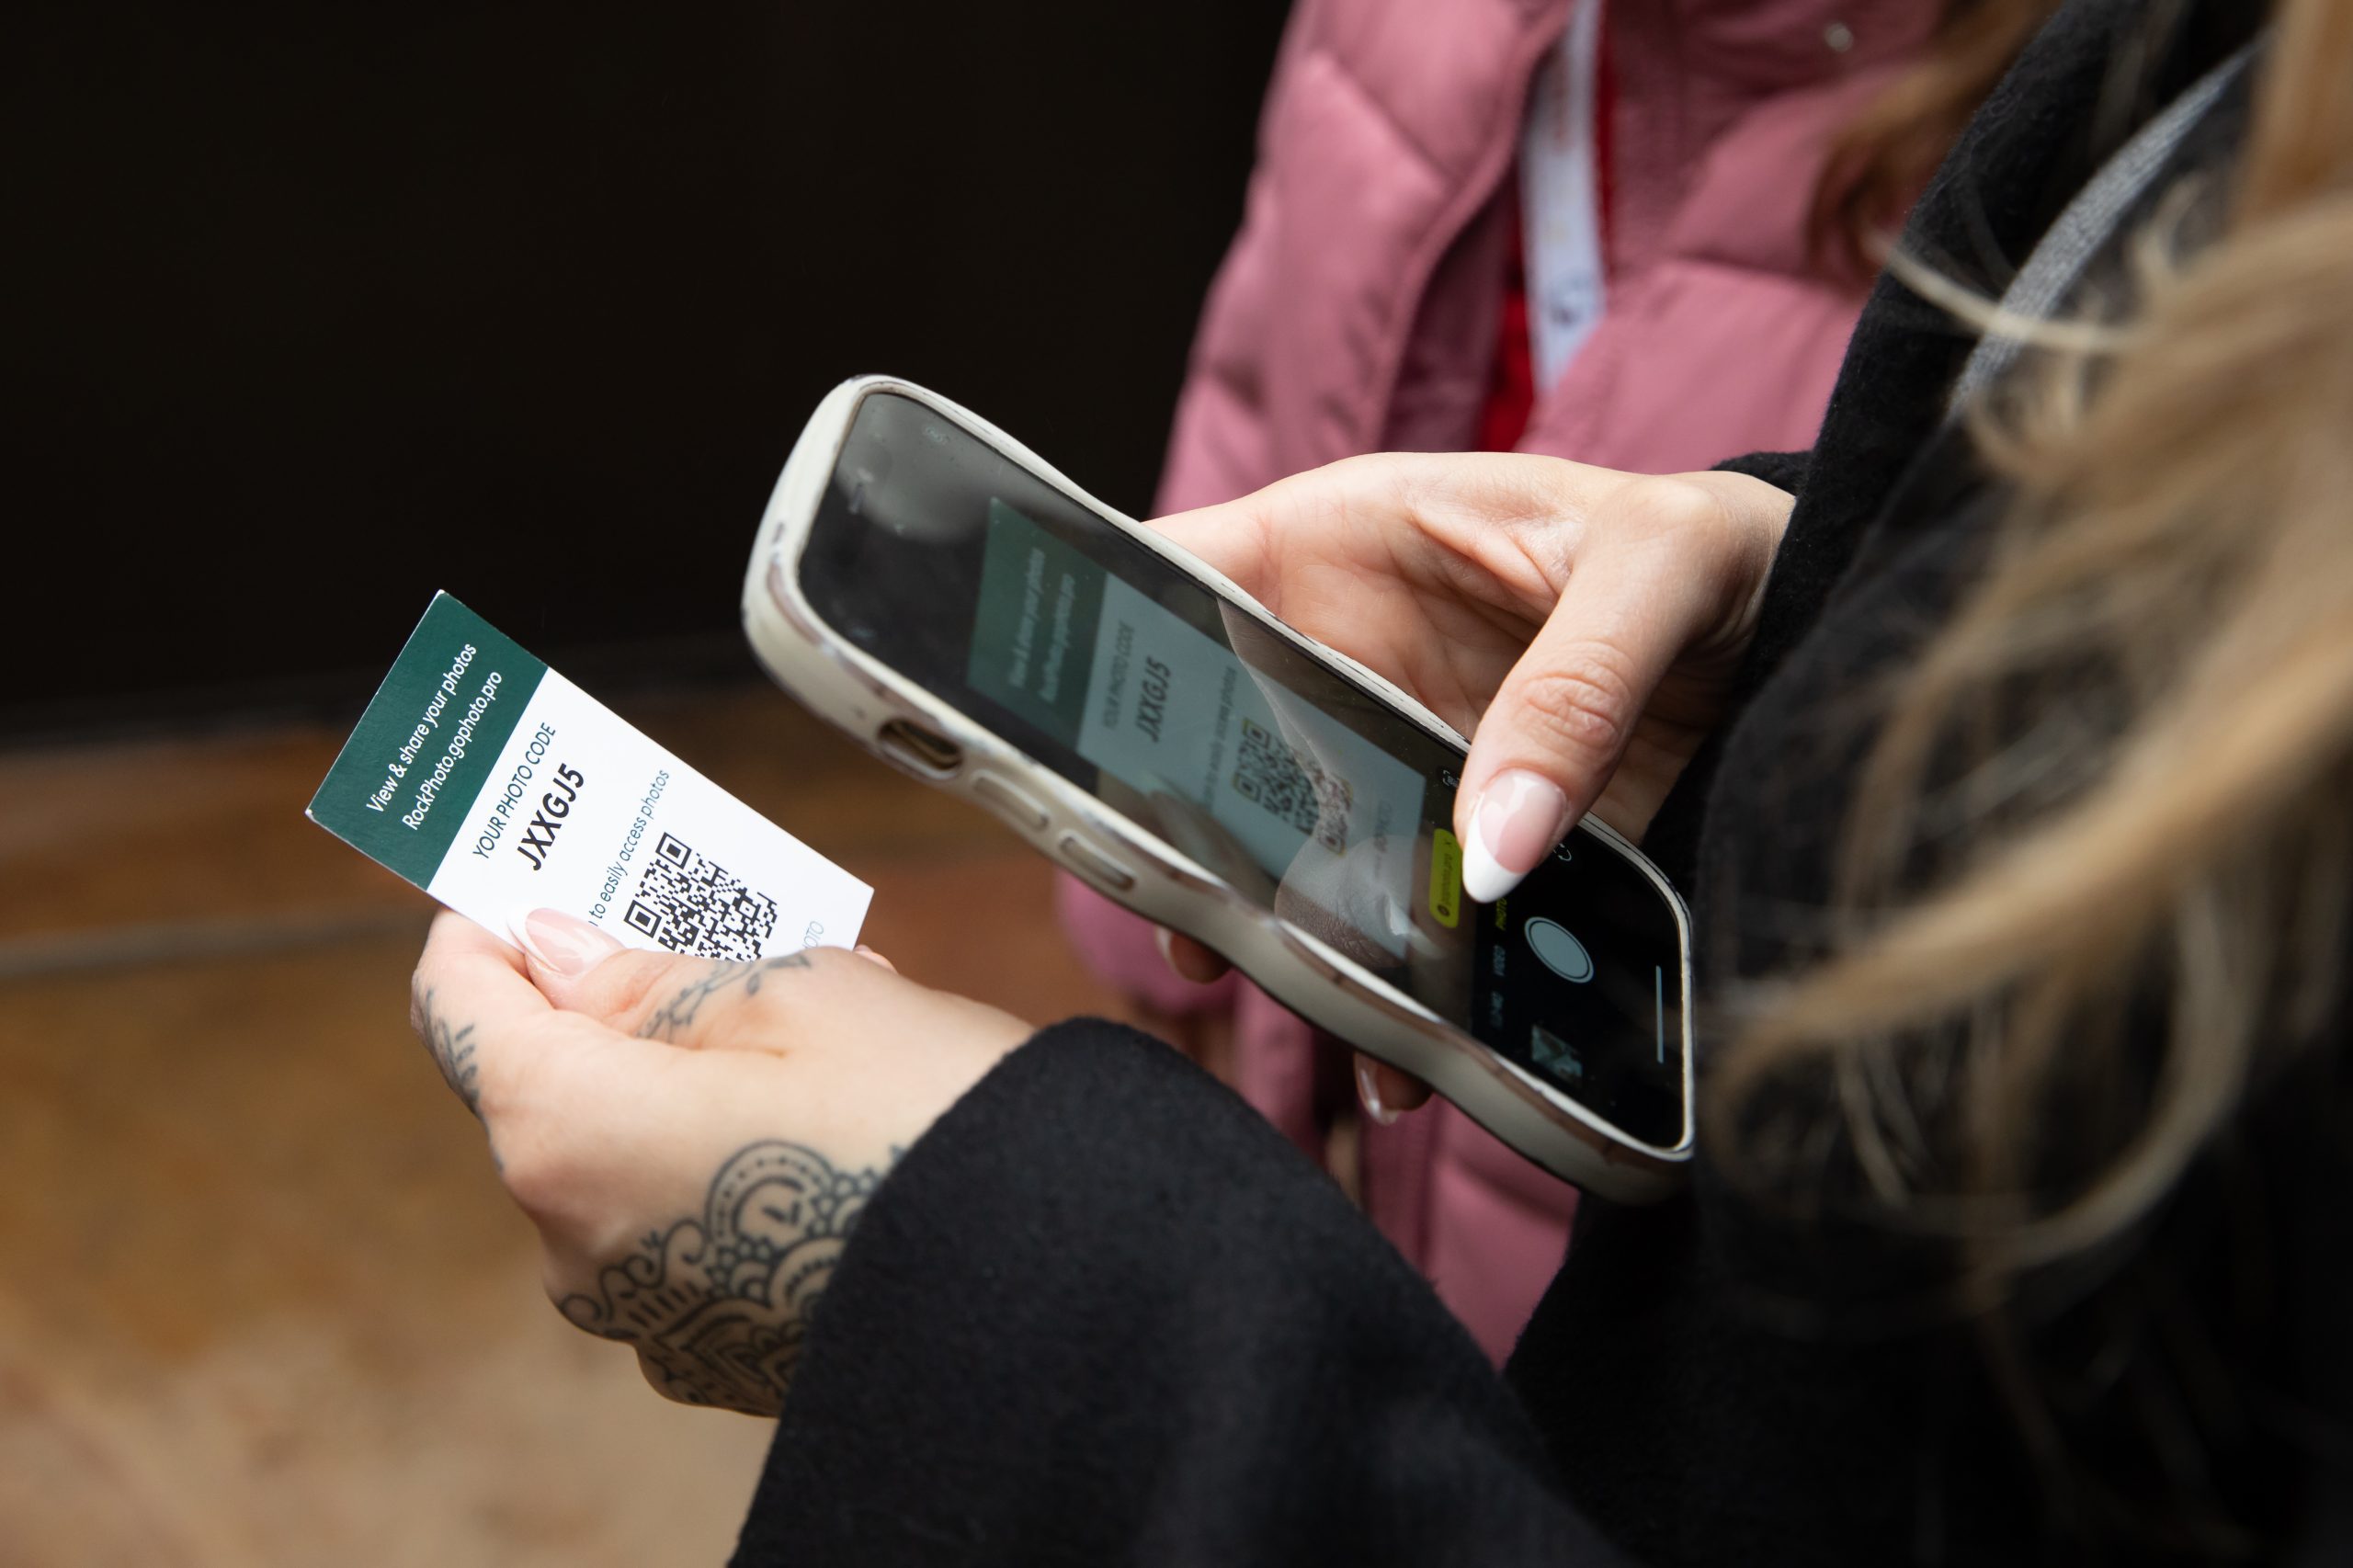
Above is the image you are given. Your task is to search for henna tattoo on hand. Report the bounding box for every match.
[635,950,814,1041]
[556,1140,894,1414]
[414,987,481,1115]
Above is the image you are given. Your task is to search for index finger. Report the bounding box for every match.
[411,912,564,1114]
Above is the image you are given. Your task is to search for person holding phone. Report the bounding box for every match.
[414,0,2350,1560]
[1058,0,1963,1362]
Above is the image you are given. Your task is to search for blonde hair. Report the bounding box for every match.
[1715,0,2353,1531]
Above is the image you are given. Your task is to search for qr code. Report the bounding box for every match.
[1231,718,1352,853]
[623,834,779,961]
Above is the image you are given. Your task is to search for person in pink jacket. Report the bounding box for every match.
[1062,0,1947,1362]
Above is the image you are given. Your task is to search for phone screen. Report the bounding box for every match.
[798,391,1687,1149]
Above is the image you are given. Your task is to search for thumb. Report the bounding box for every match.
[1454,540,1716,903]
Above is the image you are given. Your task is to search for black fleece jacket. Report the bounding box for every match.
[733,3,2349,1562]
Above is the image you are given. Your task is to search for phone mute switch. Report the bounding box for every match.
[971,772,1049,832]
[1058,834,1135,892]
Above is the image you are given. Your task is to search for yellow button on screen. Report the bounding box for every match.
[1428,829,1462,928]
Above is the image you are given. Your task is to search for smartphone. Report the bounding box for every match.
[742,377,1692,1199]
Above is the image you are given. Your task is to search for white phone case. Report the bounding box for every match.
[741,376,1692,1199]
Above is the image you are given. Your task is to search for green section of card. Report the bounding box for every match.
[963,498,1106,745]
[307,592,548,888]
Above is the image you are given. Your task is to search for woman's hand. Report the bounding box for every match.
[410,909,1030,1415]
[1157,452,1792,885]
[1148,452,1792,1109]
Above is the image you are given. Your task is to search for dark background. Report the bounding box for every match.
[8,2,1290,741]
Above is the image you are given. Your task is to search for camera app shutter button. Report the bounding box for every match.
[1526,917,1595,983]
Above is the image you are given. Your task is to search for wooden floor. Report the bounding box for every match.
[0,686,1137,1565]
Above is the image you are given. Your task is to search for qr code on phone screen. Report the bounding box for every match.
[623,834,779,961]
[1231,718,1353,854]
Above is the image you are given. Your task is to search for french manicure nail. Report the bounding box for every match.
[518,908,623,977]
[1356,1058,1399,1127]
[1461,770,1571,903]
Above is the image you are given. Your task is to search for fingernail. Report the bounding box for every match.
[854,944,896,971]
[517,908,623,976]
[1461,770,1571,903]
[1356,1057,1399,1126]
[1154,926,1179,974]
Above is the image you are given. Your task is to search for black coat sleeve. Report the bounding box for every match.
[732,1021,1630,1568]
[1709,449,1811,497]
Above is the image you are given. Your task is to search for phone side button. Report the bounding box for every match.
[1058,835,1135,892]
[970,772,1049,832]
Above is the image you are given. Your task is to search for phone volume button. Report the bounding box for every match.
[970,772,1049,832]
[1058,834,1136,892]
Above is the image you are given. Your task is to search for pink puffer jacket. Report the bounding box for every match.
[1062,0,1939,1363]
